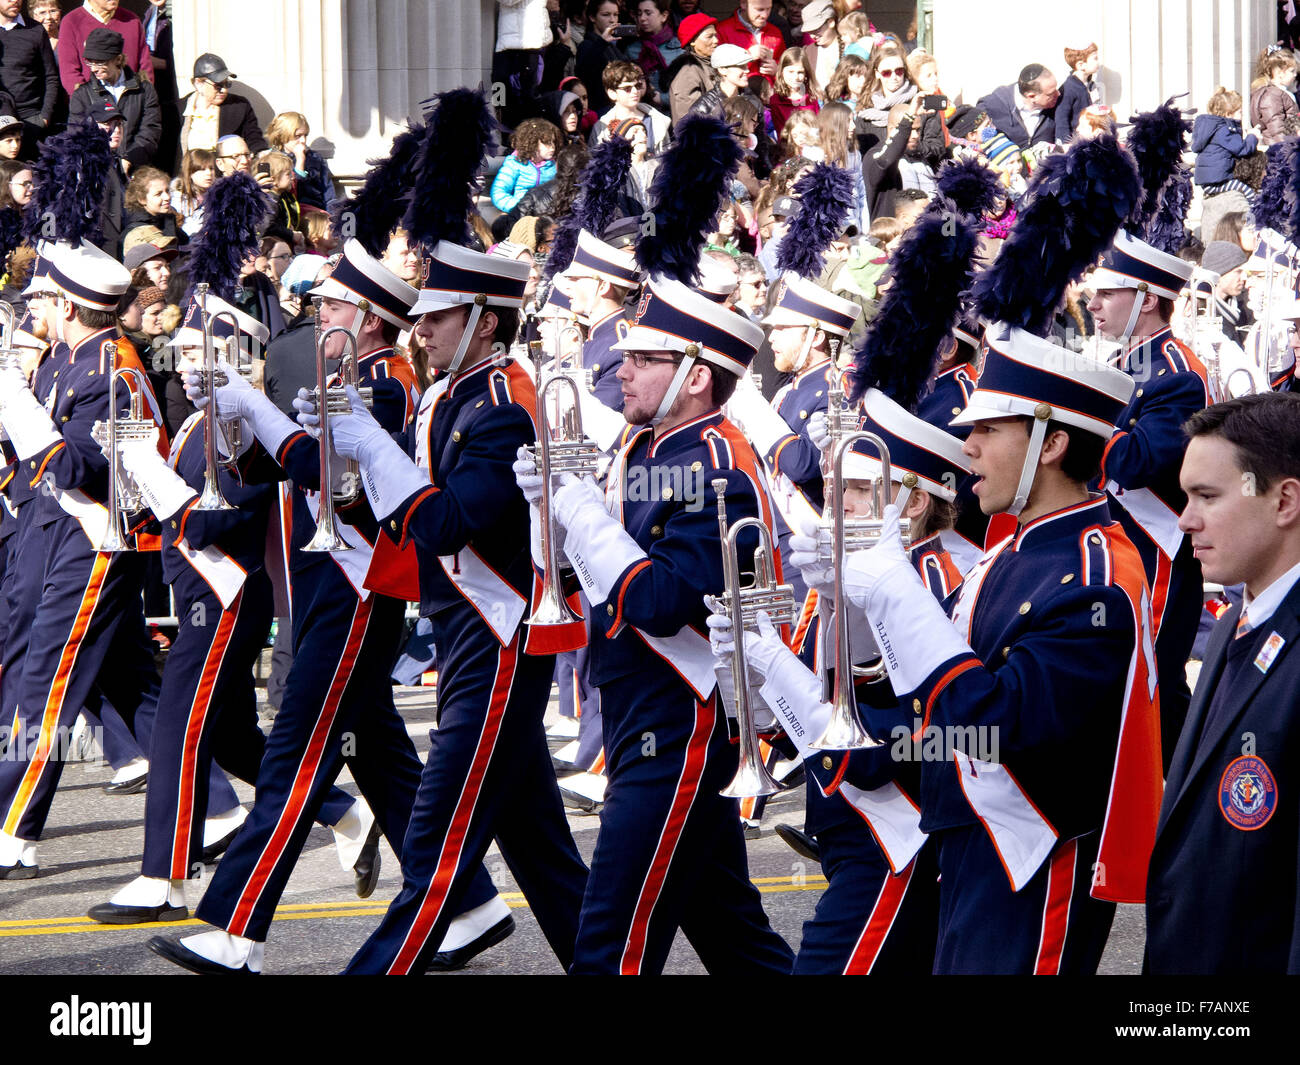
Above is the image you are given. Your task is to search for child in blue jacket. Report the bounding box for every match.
[490,117,561,213]
[1191,87,1261,201]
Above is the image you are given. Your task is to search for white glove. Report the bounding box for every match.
[117,436,196,520]
[556,473,646,605]
[726,372,792,455]
[846,503,974,694]
[841,503,912,612]
[0,370,61,460]
[513,445,544,507]
[292,387,322,440]
[788,515,834,593]
[328,387,428,520]
[807,410,830,451]
[186,360,298,456]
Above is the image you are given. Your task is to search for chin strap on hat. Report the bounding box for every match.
[791,324,819,374]
[1008,402,1053,517]
[891,471,920,524]
[1119,283,1148,342]
[650,344,699,426]
[448,293,488,377]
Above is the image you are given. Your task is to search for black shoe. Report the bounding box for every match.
[353,823,382,899]
[427,915,515,972]
[776,762,806,790]
[775,823,822,863]
[201,827,241,864]
[559,788,601,813]
[104,772,148,795]
[0,862,37,881]
[147,936,258,975]
[88,901,188,925]
[551,755,581,776]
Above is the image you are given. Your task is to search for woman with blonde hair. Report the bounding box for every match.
[266,111,339,211]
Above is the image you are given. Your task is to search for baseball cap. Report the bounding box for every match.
[193,53,235,82]
[801,0,835,32]
[0,115,23,137]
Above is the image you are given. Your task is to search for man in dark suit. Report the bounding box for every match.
[0,0,58,152]
[1146,392,1300,974]
[976,62,1059,149]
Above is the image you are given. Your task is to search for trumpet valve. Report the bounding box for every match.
[815,516,913,559]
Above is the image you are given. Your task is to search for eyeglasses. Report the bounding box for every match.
[207,79,231,90]
[10,179,33,189]
[616,80,646,91]
[878,67,906,78]
[621,352,680,368]
[268,252,292,262]
[220,151,252,161]
[739,277,767,288]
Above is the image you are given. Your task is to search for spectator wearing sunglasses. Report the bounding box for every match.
[179,52,267,155]
[589,59,671,151]
[56,0,153,96]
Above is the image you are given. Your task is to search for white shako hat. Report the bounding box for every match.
[761,272,861,338]
[46,240,131,311]
[170,293,270,353]
[841,388,971,504]
[309,238,420,330]
[567,228,641,290]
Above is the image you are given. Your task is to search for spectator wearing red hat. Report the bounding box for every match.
[662,11,719,122]
[716,0,785,87]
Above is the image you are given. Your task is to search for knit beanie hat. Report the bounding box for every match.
[1201,239,1249,277]
[610,117,645,142]
[134,285,166,310]
[979,127,1022,170]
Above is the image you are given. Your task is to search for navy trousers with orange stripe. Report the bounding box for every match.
[570,672,794,975]
[139,574,355,881]
[793,828,937,975]
[345,603,588,974]
[0,516,162,840]
[194,571,430,941]
[932,825,1114,974]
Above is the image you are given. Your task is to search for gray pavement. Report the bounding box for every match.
[0,684,1145,975]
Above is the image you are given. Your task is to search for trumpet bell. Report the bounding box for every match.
[809,699,882,750]
[191,479,236,511]
[719,756,781,799]
[525,581,582,627]
[302,521,353,553]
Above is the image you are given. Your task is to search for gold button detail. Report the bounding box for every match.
[170,519,177,529]
[1061,573,1075,584]
[821,755,833,770]
[1002,646,1011,658]
[592,364,601,373]
[52,370,58,378]
[29,460,35,468]
[952,406,961,415]
[661,487,673,500]
[475,400,484,408]
[815,390,824,397]
[1157,368,1167,376]
[390,520,398,531]
[650,525,662,536]
[799,409,808,419]
[60,415,69,423]
[1091,533,1104,544]
[606,604,615,616]
[1136,388,1144,397]
[1018,601,1031,615]
[1128,418,1137,427]
[912,698,922,713]
[66,387,74,397]
[452,431,462,442]
[691,461,702,472]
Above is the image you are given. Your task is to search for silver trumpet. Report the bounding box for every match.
[525,337,601,630]
[90,367,157,553]
[190,283,236,511]
[713,476,796,798]
[206,306,256,468]
[302,325,371,552]
[1225,367,1258,396]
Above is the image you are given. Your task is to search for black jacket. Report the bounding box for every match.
[69,67,161,168]
[976,83,1057,149]
[0,18,58,124]
[180,91,268,153]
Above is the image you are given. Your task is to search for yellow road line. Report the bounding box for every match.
[0,877,828,939]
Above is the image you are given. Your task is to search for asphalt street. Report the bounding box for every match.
[0,684,1146,976]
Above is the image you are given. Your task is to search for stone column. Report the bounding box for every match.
[932,0,1275,123]
[171,0,497,180]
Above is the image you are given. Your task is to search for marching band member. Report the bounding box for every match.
[1088,231,1208,769]
[146,233,438,973]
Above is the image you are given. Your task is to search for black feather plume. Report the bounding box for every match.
[332,122,426,258]
[935,156,1005,218]
[401,88,498,255]
[972,134,1141,336]
[184,172,274,303]
[22,117,113,246]
[1125,99,1191,232]
[849,195,983,407]
[1252,140,1297,234]
[1143,164,1191,254]
[544,134,633,282]
[774,163,854,278]
[0,206,23,268]
[637,113,742,285]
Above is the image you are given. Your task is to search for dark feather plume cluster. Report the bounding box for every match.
[402,88,499,255]
[972,134,1141,336]
[1125,99,1191,232]
[22,117,113,246]
[849,194,984,407]
[1251,139,1298,234]
[1143,165,1192,254]
[544,134,633,282]
[0,206,23,268]
[774,163,854,279]
[935,155,1005,218]
[184,172,274,302]
[637,113,742,284]
[332,122,426,257]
